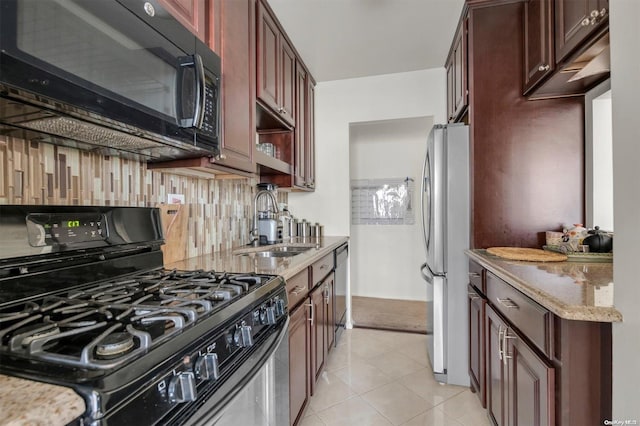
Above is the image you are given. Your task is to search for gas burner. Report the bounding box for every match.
[0,302,40,323]
[96,332,135,359]
[14,323,61,347]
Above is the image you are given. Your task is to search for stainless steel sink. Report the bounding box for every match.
[236,245,313,258]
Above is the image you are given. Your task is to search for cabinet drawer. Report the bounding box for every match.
[486,272,552,357]
[468,260,485,293]
[287,269,309,309]
[311,253,333,286]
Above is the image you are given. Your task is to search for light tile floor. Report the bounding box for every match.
[299,328,490,426]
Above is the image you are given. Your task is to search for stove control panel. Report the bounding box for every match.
[26,213,107,247]
[141,287,289,421]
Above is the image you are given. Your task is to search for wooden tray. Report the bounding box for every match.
[543,245,613,263]
[487,247,568,262]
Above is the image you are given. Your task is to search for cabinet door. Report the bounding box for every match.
[523,0,554,94]
[452,22,467,120]
[256,1,280,112]
[310,285,326,393]
[305,78,316,190]
[289,302,311,426]
[445,19,467,123]
[468,285,486,407]
[486,306,507,426]
[445,58,455,122]
[554,0,608,64]
[214,0,255,172]
[280,39,296,126]
[158,0,207,42]
[324,273,335,351]
[506,331,555,426]
[294,64,307,188]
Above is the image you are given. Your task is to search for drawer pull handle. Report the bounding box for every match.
[291,285,306,296]
[468,292,481,300]
[468,272,481,278]
[497,297,519,309]
[498,325,504,361]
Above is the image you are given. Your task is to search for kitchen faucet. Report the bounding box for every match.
[250,189,280,246]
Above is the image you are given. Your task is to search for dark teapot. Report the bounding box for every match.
[583,226,613,253]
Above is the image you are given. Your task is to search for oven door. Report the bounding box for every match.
[0,0,212,142]
[185,317,290,426]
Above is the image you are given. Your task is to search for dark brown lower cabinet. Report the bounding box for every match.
[324,273,335,351]
[288,302,310,426]
[470,260,612,426]
[288,252,338,425]
[468,284,486,407]
[310,283,326,391]
[486,305,554,426]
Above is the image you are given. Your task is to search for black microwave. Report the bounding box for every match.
[0,0,221,161]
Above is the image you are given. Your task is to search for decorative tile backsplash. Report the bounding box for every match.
[0,135,287,258]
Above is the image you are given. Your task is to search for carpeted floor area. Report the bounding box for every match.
[351,296,427,333]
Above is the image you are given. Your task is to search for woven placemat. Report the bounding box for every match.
[487,247,568,262]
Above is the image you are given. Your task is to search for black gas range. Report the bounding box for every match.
[0,205,289,426]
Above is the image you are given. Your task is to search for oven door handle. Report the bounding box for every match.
[180,316,290,426]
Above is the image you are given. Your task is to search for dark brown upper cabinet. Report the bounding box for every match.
[524,0,609,98]
[305,76,316,190]
[445,18,467,123]
[523,0,554,94]
[555,0,608,64]
[158,0,208,42]
[294,64,307,189]
[257,0,295,127]
[210,0,256,173]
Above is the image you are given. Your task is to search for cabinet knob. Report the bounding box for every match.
[538,64,550,72]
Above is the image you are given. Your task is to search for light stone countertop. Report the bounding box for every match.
[0,375,85,426]
[0,236,349,425]
[166,236,349,279]
[466,249,622,322]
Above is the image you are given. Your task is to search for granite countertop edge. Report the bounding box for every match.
[0,236,349,425]
[466,249,622,323]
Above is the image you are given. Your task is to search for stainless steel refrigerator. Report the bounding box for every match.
[420,123,470,386]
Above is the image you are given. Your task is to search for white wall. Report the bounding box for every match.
[287,68,447,301]
[349,117,433,300]
[610,0,640,421]
[585,80,614,231]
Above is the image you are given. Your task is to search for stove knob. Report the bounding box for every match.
[168,372,197,403]
[265,306,277,325]
[274,298,286,317]
[234,323,254,347]
[195,353,220,381]
[259,307,268,324]
[241,324,254,347]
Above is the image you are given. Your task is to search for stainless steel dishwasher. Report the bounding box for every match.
[334,243,348,345]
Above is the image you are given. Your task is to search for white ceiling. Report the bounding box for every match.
[267,0,465,82]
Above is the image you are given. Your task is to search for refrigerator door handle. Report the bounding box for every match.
[420,262,431,283]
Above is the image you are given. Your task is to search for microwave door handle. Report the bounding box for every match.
[177,54,206,129]
[192,54,206,129]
